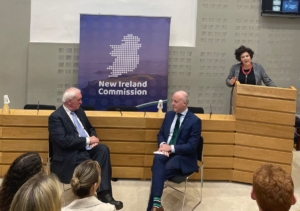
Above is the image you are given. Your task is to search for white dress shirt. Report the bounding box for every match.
[161,108,188,153]
[63,105,90,145]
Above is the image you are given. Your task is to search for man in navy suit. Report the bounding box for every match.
[48,87,123,210]
[147,91,202,211]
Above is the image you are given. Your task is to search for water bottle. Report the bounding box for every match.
[156,99,163,117]
[2,95,10,114]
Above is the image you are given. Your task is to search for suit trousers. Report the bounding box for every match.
[147,154,182,211]
[76,144,112,192]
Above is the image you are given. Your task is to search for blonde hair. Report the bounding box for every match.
[70,160,101,198]
[253,164,294,211]
[9,173,63,211]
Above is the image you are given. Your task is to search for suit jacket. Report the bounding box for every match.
[226,62,276,87]
[158,110,201,174]
[62,196,116,211]
[48,106,96,183]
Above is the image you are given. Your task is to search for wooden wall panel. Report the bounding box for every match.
[2,115,48,126]
[1,140,48,152]
[0,128,2,138]
[112,167,144,178]
[235,133,293,151]
[236,95,297,113]
[0,108,295,183]
[202,132,235,144]
[144,155,154,167]
[234,146,293,164]
[145,118,163,129]
[232,170,253,184]
[96,129,145,141]
[89,116,146,128]
[145,130,159,142]
[204,157,233,169]
[0,113,3,125]
[144,143,159,154]
[236,84,297,100]
[110,154,144,167]
[233,158,291,174]
[235,107,295,126]
[201,119,235,131]
[2,127,48,139]
[101,141,145,154]
[203,144,234,156]
[235,121,294,139]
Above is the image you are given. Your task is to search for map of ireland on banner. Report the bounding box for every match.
[78,14,170,111]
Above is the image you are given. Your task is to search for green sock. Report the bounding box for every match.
[153,196,162,208]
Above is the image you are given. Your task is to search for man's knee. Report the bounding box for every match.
[94,144,110,154]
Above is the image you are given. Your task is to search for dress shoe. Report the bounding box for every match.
[151,206,164,211]
[98,193,123,210]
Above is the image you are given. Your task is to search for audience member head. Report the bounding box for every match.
[0,152,43,211]
[70,160,101,198]
[251,163,296,211]
[9,173,63,211]
[234,45,254,62]
[172,91,189,113]
[62,87,82,111]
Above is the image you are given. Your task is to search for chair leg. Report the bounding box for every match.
[181,177,188,211]
[191,163,203,211]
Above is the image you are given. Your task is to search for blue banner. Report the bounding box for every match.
[78,14,170,111]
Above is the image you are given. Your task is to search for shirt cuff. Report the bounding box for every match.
[160,142,166,146]
[86,137,90,145]
[171,145,175,153]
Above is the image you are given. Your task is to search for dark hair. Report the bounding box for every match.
[70,160,100,198]
[0,152,43,211]
[235,45,254,61]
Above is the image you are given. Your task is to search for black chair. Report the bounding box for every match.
[164,136,204,211]
[80,105,96,111]
[24,104,56,110]
[107,106,138,112]
[188,106,204,114]
[47,136,70,205]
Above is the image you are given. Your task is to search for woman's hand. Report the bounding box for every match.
[230,77,236,85]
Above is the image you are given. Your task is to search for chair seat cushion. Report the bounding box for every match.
[168,174,192,184]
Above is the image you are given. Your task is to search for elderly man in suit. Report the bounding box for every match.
[48,87,123,210]
[147,91,202,211]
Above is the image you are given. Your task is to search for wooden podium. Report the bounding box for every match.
[232,82,297,183]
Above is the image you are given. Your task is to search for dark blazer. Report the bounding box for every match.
[157,110,201,174]
[48,106,96,183]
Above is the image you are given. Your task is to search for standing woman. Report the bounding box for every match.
[226,45,276,113]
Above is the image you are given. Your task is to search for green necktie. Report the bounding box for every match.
[169,113,182,145]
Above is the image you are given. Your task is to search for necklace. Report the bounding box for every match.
[242,64,252,84]
[242,64,252,75]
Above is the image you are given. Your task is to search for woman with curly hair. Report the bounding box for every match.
[226,45,276,113]
[62,160,115,211]
[0,152,43,211]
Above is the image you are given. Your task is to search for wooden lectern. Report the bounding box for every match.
[231,82,297,183]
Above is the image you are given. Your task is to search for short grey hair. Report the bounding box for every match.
[62,87,81,103]
[174,90,189,104]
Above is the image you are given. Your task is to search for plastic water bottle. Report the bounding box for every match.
[157,100,163,116]
[2,95,10,114]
